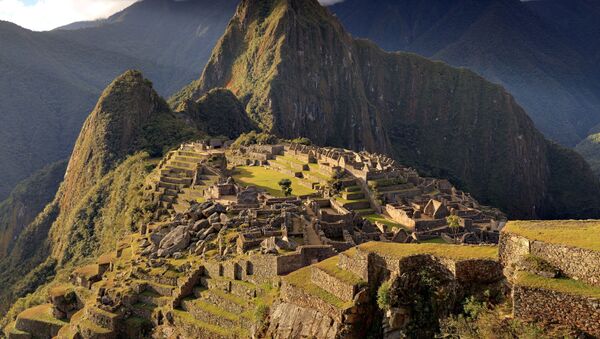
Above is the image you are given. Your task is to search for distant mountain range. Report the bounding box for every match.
[0,0,237,200]
[330,0,600,147]
[1,0,599,201]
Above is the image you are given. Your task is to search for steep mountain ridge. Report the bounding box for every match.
[173,0,600,219]
[330,0,600,147]
[0,70,200,315]
[0,0,237,201]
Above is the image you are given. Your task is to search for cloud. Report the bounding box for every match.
[0,0,138,31]
[319,0,345,5]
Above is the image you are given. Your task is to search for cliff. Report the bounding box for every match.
[172,0,600,219]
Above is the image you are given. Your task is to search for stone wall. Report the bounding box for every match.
[513,285,600,337]
[500,232,600,287]
[268,302,341,339]
[311,266,357,301]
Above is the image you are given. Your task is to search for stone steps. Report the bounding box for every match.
[193,287,250,314]
[180,298,241,329]
[76,319,116,339]
[15,304,67,339]
[137,290,171,307]
[163,166,194,177]
[84,306,119,332]
[157,181,182,191]
[342,191,365,200]
[177,150,205,159]
[172,309,244,339]
[341,200,371,211]
[160,176,192,186]
[171,161,196,169]
[200,276,262,299]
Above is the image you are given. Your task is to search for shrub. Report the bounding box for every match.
[377,280,392,311]
[254,303,269,324]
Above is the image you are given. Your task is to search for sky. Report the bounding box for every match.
[0,0,346,32]
[0,0,139,31]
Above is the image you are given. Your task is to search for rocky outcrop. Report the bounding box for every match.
[176,88,256,139]
[172,0,600,220]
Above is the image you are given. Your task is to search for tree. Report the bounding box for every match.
[278,179,293,196]
[446,215,461,236]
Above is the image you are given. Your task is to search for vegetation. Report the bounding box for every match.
[232,166,316,197]
[364,214,404,231]
[377,280,392,311]
[315,256,365,286]
[278,179,293,196]
[441,298,573,338]
[231,131,278,148]
[515,272,600,298]
[358,242,498,260]
[284,266,353,310]
[0,159,67,259]
[446,215,461,235]
[504,220,600,251]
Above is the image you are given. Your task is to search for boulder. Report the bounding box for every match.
[193,219,209,232]
[237,186,259,205]
[157,226,191,257]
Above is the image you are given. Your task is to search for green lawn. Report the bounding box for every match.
[284,267,353,310]
[516,272,600,298]
[504,220,600,251]
[358,242,498,260]
[363,214,405,230]
[232,166,316,197]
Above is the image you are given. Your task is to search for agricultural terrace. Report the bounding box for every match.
[232,166,316,197]
[504,220,600,251]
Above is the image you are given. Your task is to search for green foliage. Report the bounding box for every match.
[231,131,279,148]
[290,137,312,145]
[440,301,573,339]
[377,280,392,311]
[446,215,461,235]
[138,113,201,157]
[0,159,67,259]
[254,303,269,324]
[278,179,293,196]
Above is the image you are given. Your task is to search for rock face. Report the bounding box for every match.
[173,0,600,219]
[330,0,600,147]
[174,88,256,138]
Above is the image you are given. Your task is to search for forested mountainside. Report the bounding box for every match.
[0,160,67,260]
[330,0,600,147]
[173,0,600,220]
[0,0,237,201]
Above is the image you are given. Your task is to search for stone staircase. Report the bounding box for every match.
[172,275,264,338]
[336,183,374,216]
[156,149,221,214]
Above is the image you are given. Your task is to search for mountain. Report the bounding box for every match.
[0,70,199,315]
[0,160,67,260]
[576,133,600,177]
[0,0,237,201]
[329,0,600,147]
[173,0,600,219]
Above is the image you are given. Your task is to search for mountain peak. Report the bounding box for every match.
[61,70,167,210]
[173,0,600,219]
